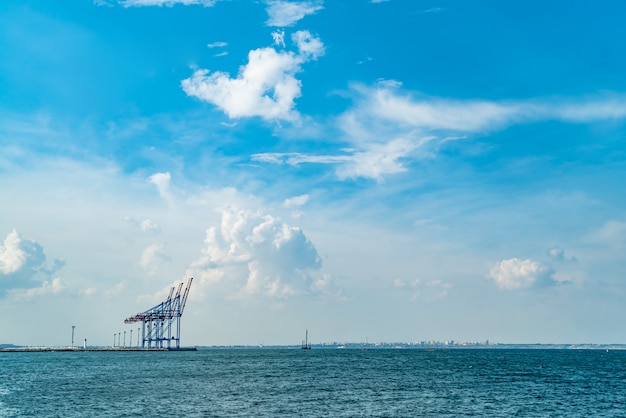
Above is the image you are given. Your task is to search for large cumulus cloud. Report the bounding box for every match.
[186,208,330,299]
[0,229,65,299]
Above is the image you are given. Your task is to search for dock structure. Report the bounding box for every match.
[124,278,193,349]
[0,347,170,352]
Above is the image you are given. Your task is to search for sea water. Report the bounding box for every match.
[1,348,625,417]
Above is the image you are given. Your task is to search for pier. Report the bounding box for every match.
[0,347,196,352]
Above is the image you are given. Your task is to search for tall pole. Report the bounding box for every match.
[130,329,133,348]
[138,327,140,347]
[113,333,116,347]
[123,331,126,347]
[71,325,76,348]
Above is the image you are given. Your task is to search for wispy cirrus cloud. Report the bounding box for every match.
[344,81,626,135]
[252,134,432,180]
[334,136,419,180]
[207,42,228,57]
[181,31,324,122]
[252,151,350,166]
[423,7,446,13]
[254,81,626,181]
[118,0,217,7]
[265,0,323,27]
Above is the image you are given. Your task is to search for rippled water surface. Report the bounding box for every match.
[1,348,625,417]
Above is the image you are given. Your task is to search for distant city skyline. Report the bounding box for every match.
[1,0,626,346]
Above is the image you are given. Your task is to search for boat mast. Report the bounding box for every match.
[302,329,311,349]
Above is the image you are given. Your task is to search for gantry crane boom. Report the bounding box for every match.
[180,277,193,314]
[166,285,175,304]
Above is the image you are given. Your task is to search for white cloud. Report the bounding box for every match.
[344,83,626,136]
[331,85,626,180]
[0,229,49,279]
[126,217,161,233]
[140,243,171,274]
[272,30,285,48]
[547,246,577,262]
[345,83,522,133]
[7,278,65,301]
[27,278,64,296]
[487,258,554,290]
[594,220,626,245]
[292,30,325,58]
[336,136,416,180]
[140,219,160,233]
[207,41,227,48]
[283,196,308,218]
[186,208,332,300]
[551,270,585,286]
[393,278,452,301]
[283,194,309,208]
[0,229,67,299]
[0,229,27,275]
[553,100,626,121]
[119,0,217,7]
[547,246,565,261]
[423,7,445,13]
[78,287,97,296]
[206,42,228,57]
[265,0,323,27]
[181,31,324,121]
[149,171,174,203]
[252,135,429,180]
[251,152,351,165]
[106,281,127,296]
[249,84,626,180]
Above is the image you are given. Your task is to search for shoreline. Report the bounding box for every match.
[3,343,626,352]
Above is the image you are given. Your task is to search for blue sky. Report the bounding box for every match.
[1,0,626,346]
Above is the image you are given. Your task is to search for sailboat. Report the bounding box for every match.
[301,329,311,350]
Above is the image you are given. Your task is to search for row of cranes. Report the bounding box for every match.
[123,277,193,349]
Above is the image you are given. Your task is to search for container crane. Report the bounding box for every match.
[124,277,193,349]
